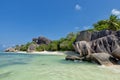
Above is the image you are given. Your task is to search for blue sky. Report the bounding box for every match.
[0,0,120,49]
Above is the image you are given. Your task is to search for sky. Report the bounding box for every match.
[0,0,120,49]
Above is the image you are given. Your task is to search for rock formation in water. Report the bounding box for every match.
[5,47,16,52]
[69,30,120,65]
[32,36,52,45]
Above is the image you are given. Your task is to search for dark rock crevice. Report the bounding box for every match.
[70,30,120,65]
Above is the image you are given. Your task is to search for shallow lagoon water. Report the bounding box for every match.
[0,52,120,80]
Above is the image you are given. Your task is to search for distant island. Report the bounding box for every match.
[5,15,120,66]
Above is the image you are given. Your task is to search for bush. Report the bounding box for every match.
[36,44,49,51]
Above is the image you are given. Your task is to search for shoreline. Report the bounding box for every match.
[1,51,120,70]
[27,51,65,55]
[2,51,77,55]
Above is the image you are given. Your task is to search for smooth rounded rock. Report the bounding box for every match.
[90,53,113,66]
[112,48,120,60]
[65,55,81,61]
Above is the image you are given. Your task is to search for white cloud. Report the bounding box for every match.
[83,26,91,30]
[75,4,81,11]
[111,9,120,16]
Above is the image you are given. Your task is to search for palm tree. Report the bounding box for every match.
[93,20,108,31]
[107,15,120,30]
[93,15,120,31]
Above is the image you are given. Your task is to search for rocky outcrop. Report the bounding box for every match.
[72,30,120,65]
[32,36,51,45]
[73,41,92,60]
[91,30,116,41]
[28,36,52,52]
[65,55,81,61]
[27,44,37,52]
[90,53,113,65]
[27,36,51,52]
[76,31,92,42]
[5,48,16,52]
[5,36,52,52]
[112,47,120,60]
[91,35,119,53]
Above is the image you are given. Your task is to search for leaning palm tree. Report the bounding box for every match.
[107,15,120,31]
[93,15,120,31]
[93,20,109,31]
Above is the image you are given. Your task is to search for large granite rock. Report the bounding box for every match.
[65,55,81,61]
[76,31,92,42]
[27,44,37,52]
[73,41,92,59]
[5,48,16,52]
[32,36,51,45]
[71,30,120,65]
[91,35,119,54]
[112,47,120,60]
[91,30,116,41]
[90,53,113,65]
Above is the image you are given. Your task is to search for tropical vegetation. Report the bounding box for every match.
[15,32,77,52]
[93,15,120,31]
[14,15,120,52]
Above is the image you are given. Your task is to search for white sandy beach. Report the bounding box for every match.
[15,51,77,55]
[13,51,74,55]
[29,51,65,55]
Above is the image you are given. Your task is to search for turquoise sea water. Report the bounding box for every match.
[0,52,120,80]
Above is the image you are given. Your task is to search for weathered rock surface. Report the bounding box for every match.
[71,30,120,65]
[91,30,116,41]
[90,53,113,65]
[76,31,92,42]
[112,47,120,60]
[65,55,81,61]
[91,35,119,53]
[73,41,92,59]
[5,48,16,52]
[27,44,37,52]
[32,36,51,45]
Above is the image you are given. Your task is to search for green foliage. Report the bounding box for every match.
[93,20,109,31]
[48,40,59,51]
[20,45,28,51]
[36,44,49,51]
[34,32,76,51]
[93,15,120,31]
[15,45,20,51]
[20,42,33,51]
[59,41,74,51]
[108,15,120,30]
[59,32,76,51]
[35,40,60,51]
[14,15,120,52]
[66,32,76,40]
